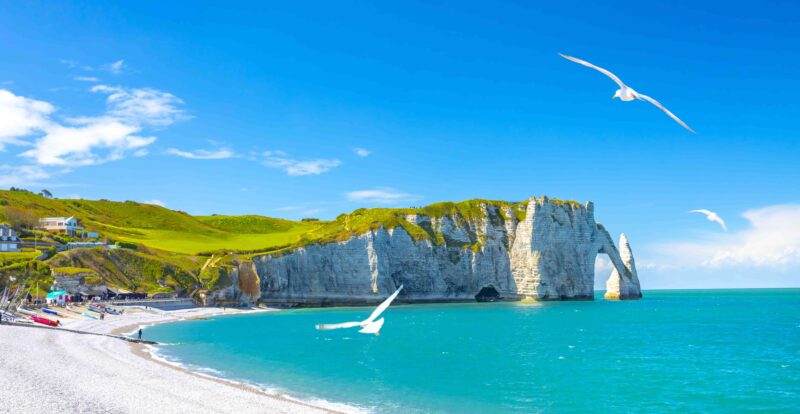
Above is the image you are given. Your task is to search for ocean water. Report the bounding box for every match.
[144,289,800,413]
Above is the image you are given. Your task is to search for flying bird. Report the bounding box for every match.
[559,53,696,133]
[689,209,727,231]
[316,285,403,336]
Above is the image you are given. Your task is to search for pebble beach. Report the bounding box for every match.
[0,306,340,414]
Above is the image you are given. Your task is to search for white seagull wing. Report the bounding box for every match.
[559,53,626,88]
[364,285,403,324]
[712,216,728,231]
[637,93,696,134]
[688,209,727,231]
[315,321,362,330]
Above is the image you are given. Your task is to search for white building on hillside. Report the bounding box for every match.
[39,216,85,237]
[0,224,21,252]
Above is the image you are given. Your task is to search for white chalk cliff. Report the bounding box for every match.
[221,197,641,305]
[604,233,642,300]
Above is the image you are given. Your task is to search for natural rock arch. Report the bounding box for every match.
[595,229,641,300]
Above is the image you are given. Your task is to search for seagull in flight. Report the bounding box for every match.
[559,53,696,134]
[316,285,403,336]
[689,209,727,231]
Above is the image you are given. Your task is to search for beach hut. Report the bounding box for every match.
[45,290,70,305]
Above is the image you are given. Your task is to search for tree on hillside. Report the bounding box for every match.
[4,206,38,231]
[40,189,53,198]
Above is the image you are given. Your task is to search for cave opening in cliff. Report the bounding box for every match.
[475,285,501,302]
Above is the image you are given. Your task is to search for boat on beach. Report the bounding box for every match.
[42,308,60,316]
[16,307,38,317]
[30,315,59,327]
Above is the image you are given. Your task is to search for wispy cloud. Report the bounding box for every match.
[59,58,119,72]
[277,206,325,216]
[91,85,186,126]
[105,59,126,74]
[0,164,51,186]
[263,151,341,176]
[143,199,166,207]
[165,147,234,160]
[59,59,92,71]
[648,204,800,270]
[74,76,100,82]
[345,188,420,205]
[353,147,371,157]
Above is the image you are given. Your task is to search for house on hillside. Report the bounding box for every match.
[0,224,22,252]
[38,216,85,237]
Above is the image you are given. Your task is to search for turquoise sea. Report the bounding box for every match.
[144,289,800,413]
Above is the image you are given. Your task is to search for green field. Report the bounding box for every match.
[0,190,322,255]
[112,225,317,254]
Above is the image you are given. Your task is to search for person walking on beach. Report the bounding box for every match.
[138,329,142,340]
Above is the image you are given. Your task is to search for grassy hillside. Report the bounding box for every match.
[0,190,319,255]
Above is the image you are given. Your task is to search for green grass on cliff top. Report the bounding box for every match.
[1,190,582,255]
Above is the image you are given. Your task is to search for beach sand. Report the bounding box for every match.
[0,306,348,414]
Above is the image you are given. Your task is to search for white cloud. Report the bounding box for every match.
[74,76,100,82]
[0,164,51,186]
[650,204,800,270]
[143,199,166,207]
[263,151,341,176]
[0,89,54,149]
[21,118,155,166]
[345,188,420,205]
[276,204,326,216]
[91,85,186,126]
[1,84,185,180]
[105,60,126,74]
[59,59,93,71]
[165,147,234,160]
[353,147,371,157]
[595,256,613,273]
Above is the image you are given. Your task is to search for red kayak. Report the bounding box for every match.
[30,316,59,327]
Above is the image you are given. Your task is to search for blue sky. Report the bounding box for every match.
[1,1,798,288]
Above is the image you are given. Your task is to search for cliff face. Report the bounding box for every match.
[229,197,641,305]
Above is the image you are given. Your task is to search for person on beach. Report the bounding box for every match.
[138,329,142,340]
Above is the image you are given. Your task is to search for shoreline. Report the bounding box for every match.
[109,307,358,414]
[1,306,359,414]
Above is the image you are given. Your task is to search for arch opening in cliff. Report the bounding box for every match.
[475,285,501,302]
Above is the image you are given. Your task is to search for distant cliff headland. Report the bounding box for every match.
[0,189,640,306]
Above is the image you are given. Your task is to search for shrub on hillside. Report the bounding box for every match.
[115,241,138,250]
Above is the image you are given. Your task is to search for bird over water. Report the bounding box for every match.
[559,53,696,134]
[315,285,404,336]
